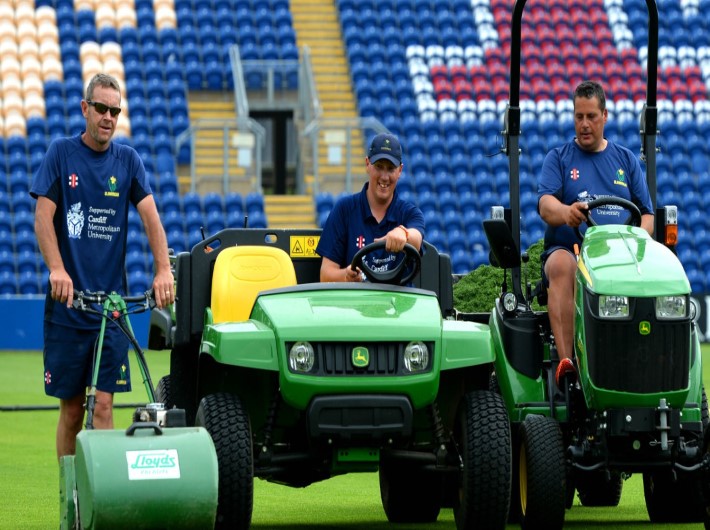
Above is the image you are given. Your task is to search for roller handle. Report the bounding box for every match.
[125,421,163,436]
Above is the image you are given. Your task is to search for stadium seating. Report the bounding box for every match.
[0,0,708,294]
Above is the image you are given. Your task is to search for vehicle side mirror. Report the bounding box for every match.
[483,218,521,269]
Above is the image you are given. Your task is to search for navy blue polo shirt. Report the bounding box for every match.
[30,133,151,328]
[316,183,425,272]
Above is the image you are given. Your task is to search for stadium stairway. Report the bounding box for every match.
[291,0,365,193]
[264,194,317,228]
[184,91,248,194]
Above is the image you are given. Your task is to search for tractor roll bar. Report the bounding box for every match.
[503,0,660,301]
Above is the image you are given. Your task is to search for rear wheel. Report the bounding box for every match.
[453,390,511,530]
[379,458,441,523]
[196,393,253,530]
[517,415,566,530]
[575,470,623,507]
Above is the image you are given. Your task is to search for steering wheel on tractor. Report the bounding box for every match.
[574,196,643,241]
[351,241,421,285]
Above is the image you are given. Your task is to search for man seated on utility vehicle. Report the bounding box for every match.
[317,133,425,283]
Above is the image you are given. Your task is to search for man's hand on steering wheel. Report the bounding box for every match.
[377,225,409,253]
[574,196,643,241]
[351,241,421,285]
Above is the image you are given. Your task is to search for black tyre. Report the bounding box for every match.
[453,390,511,530]
[644,471,706,523]
[169,341,199,424]
[518,415,566,530]
[196,393,253,530]
[645,387,708,523]
[575,470,623,507]
[379,458,441,523]
[154,375,172,407]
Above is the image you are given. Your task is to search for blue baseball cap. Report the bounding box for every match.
[368,133,402,166]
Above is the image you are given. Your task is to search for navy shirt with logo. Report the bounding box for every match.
[537,138,653,252]
[316,183,425,274]
[30,133,151,328]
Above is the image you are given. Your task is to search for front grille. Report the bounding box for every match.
[585,296,690,393]
[286,342,434,376]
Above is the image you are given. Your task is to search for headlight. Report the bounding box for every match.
[502,292,517,313]
[403,341,429,373]
[289,341,315,372]
[598,295,629,319]
[656,295,687,320]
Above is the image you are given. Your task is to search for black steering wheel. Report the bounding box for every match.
[350,241,421,285]
[574,196,643,241]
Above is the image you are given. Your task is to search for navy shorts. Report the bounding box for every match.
[43,322,132,399]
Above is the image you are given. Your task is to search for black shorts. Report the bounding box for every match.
[43,322,131,399]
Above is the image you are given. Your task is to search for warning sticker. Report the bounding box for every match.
[290,235,321,258]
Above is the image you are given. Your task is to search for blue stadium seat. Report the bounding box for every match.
[126,250,147,274]
[245,192,265,214]
[202,192,224,216]
[162,210,185,233]
[126,229,147,254]
[167,228,187,254]
[128,270,151,295]
[0,231,13,253]
[0,250,14,274]
[206,210,226,234]
[246,210,268,228]
[15,230,37,253]
[0,268,17,294]
[13,210,34,233]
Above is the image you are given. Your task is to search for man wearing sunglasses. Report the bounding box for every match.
[30,72,174,461]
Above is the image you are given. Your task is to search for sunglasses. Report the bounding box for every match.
[86,100,122,117]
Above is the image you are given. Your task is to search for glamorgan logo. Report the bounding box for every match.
[105,175,119,197]
[126,449,181,480]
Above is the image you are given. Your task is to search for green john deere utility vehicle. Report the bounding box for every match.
[464,0,710,528]
[149,229,512,529]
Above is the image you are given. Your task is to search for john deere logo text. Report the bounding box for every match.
[639,321,651,335]
[126,449,181,480]
[352,346,369,368]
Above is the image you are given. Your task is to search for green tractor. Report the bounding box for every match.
[148,229,512,529]
[469,0,710,527]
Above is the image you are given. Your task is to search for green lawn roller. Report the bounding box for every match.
[59,290,218,530]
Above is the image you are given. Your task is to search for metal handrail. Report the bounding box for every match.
[175,118,266,193]
[301,116,389,195]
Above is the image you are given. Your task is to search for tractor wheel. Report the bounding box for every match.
[646,387,708,523]
[154,375,172,407]
[517,415,566,530]
[379,458,441,523]
[196,393,253,530]
[168,341,199,425]
[453,390,511,530]
[644,471,706,523]
[575,470,623,507]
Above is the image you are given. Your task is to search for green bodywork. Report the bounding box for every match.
[493,223,702,422]
[574,226,698,412]
[201,287,495,411]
